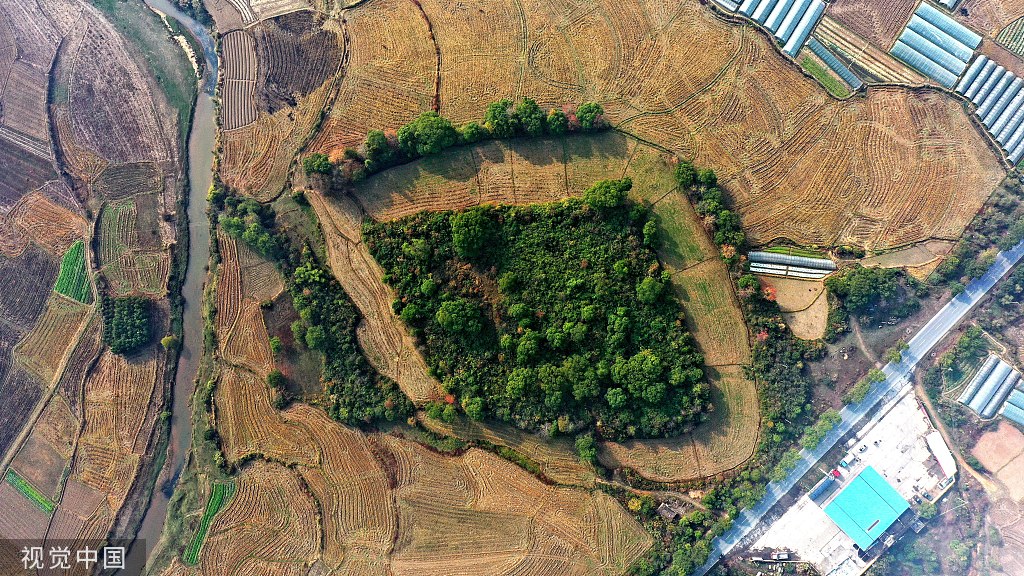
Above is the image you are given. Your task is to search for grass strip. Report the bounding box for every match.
[800,56,852,99]
[5,470,55,514]
[182,481,235,565]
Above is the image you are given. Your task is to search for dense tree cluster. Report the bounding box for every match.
[932,180,1024,292]
[330,99,607,180]
[365,179,708,439]
[826,265,919,322]
[102,296,152,355]
[210,189,286,261]
[288,255,413,424]
[675,161,744,262]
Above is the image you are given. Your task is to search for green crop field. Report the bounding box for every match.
[183,481,235,565]
[800,56,851,99]
[54,240,92,304]
[764,245,826,259]
[5,470,55,514]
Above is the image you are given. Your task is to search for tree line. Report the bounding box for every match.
[303,98,608,183]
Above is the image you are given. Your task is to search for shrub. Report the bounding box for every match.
[302,153,332,175]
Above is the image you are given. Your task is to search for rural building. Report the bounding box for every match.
[890,1,982,88]
[957,354,1022,419]
[824,467,911,551]
[730,0,827,57]
[748,251,836,279]
[956,55,1024,164]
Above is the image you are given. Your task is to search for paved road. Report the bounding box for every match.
[693,240,1024,576]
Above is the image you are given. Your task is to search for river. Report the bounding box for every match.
[131,0,217,570]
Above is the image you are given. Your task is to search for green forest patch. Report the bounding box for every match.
[54,240,92,304]
[5,469,55,514]
[365,178,709,439]
[182,481,235,565]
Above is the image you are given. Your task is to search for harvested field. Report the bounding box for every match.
[31,395,78,461]
[305,0,435,159]
[0,244,58,327]
[0,137,55,208]
[0,481,50,541]
[782,290,829,340]
[307,192,442,404]
[221,31,258,131]
[53,106,109,183]
[672,259,750,366]
[198,461,317,573]
[815,17,928,85]
[215,368,318,463]
[298,0,1000,250]
[973,421,1024,501]
[220,80,334,198]
[825,0,918,49]
[252,12,343,114]
[250,0,311,21]
[961,0,1024,39]
[417,412,597,487]
[237,240,284,302]
[93,162,162,201]
[56,314,102,419]
[10,432,68,501]
[98,194,170,296]
[599,365,759,482]
[64,6,174,164]
[222,301,274,373]
[204,0,250,32]
[203,345,650,574]
[6,191,86,257]
[0,369,43,466]
[73,348,162,507]
[215,235,275,373]
[760,276,825,313]
[14,293,92,384]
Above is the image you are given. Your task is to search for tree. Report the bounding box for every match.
[435,299,483,335]
[514,98,546,136]
[267,370,285,389]
[459,121,488,144]
[675,160,696,189]
[485,98,517,138]
[636,277,664,304]
[303,153,332,175]
[269,336,283,355]
[613,349,666,403]
[583,178,631,210]
[305,325,327,350]
[160,335,179,351]
[575,434,597,465]
[546,108,568,135]
[363,129,395,171]
[397,112,459,157]
[576,102,604,130]
[451,208,490,259]
[462,396,485,420]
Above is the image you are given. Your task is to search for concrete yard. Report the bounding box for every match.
[751,391,956,576]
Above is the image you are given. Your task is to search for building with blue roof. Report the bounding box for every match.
[823,466,910,551]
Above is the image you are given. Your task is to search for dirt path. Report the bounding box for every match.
[851,316,880,365]
[913,381,998,494]
[307,190,441,404]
